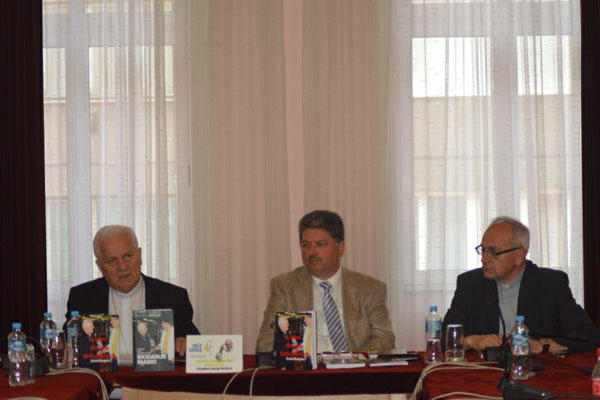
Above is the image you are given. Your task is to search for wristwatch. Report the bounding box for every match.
[539,338,551,354]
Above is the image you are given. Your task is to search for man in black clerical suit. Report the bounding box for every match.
[274,316,298,370]
[80,319,101,370]
[65,225,199,358]
[135,322,154,353]
[443,216,600,354]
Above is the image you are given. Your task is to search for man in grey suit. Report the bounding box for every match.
[256,210,395,353]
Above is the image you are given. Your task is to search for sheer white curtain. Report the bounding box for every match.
[44,0,582,353]
[43,0,194,327]
[300,0,581,350]
[43,0,292,349]
[381,0,582,350]
[302,0,386,281]
[188,0,292,341]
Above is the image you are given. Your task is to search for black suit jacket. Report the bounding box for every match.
[134,332,153,353]
[79,334,96,369]
[442,260,600,352]
[274,330,293,369]
[65,274,199,337]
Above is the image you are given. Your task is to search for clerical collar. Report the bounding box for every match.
[112,276,144,299]
[497,265,525,289]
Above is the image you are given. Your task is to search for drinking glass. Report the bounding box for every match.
[445,324,465,361]
[50,332,68,369]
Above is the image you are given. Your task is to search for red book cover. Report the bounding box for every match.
[274,311,316,370]
[80,314,119,371]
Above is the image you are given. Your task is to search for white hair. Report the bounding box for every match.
[82,319,94,331]
[137,322,147,334]
[93,225,139,260]
[488,216,530,251]
[277,317,288,330]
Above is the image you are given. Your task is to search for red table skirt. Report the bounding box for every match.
[419,350,596,399]
[2,352,593,399]
[0,370,103,400]
[103,354,425,396]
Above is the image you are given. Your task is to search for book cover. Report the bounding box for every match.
[186,334,243,373]
[132,309,175,372]
[80,314,119,371]
[273,311,317,370]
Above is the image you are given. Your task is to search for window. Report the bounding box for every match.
[43,0,189,324]
[406,0,582,304]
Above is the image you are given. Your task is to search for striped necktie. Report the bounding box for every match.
[319,281,349,353]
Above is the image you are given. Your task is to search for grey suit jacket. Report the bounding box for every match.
[255,266,395,353]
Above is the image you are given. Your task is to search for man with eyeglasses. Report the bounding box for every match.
[443,216,600,354]
[65,225,199,364]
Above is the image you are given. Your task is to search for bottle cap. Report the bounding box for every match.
[429,305,438,312]
[12,322,21,329]
[44,312,52,318]
[71,311,80,317]
[515,315,525,322]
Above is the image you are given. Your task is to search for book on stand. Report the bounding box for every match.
[133,309,175,372]
[273,311,317,370]
[80,314,119,371]
[186,334,243,373]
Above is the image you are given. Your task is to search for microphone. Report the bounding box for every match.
[502,380,551,400]
[484,287,510,365]
[498,353,550,399]
[528,354,592,374]
[497,348,512,390]
[497,352,592,399]
[503,378,600,399]
[497,306,510,367]
[483,289,587,363]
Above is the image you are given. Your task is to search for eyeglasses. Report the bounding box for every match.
[475,245,520,259]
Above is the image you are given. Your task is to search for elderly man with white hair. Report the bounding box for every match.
[65,225,199,363]
[443,216,600,354]
[79,319,100,369]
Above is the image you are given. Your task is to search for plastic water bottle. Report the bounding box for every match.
[425,305,442,363]
[592,348,600,395]
[8,322,28,386]
[66,310,81,367]
[40,312,57,358]
[510,315,532,380]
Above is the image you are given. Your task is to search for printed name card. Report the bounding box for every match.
[186,334,243,373]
